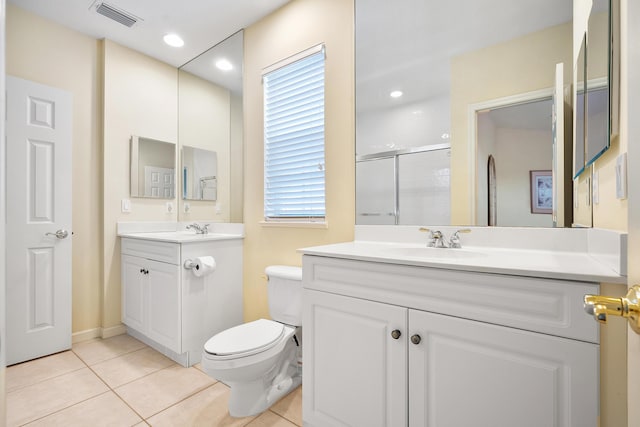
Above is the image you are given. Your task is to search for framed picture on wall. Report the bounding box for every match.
[530,170,552,214]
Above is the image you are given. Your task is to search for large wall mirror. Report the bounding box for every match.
[130,135,176,199]
[178,30,244,221]
[355,0,612,228]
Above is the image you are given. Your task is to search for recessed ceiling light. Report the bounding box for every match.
[390,90,403,98]
[163,34,184,47]
[215,59,233,71]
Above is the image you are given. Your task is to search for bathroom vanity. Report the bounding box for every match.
[300,226,627,427]
[118,222,244,367]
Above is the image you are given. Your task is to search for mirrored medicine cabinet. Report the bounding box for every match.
[130,135,176,199]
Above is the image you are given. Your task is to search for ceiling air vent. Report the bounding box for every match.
[95,2,138,27]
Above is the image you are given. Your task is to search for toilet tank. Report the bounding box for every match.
[266,265,303,326]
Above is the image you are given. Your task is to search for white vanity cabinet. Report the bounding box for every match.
[120,235,243,366]
[121,253,180,351]
[302,255,600,427]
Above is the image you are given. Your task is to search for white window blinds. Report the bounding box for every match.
[263,46,325,220]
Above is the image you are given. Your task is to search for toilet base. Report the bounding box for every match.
[228,370,302,417]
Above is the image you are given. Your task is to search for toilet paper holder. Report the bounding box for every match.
[183,259,197,270]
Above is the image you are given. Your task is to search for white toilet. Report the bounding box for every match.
[201,265,303,417]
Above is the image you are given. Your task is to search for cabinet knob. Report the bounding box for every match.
[391,329,401,340]
[140,268,144,274]
[410,334,421,345]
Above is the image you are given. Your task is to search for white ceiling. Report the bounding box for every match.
[8,0,290,68]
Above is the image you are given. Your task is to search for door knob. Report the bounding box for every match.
[45,229,69,239]
[411,334,421,345]
[391,329,402,340]
[584,285,640,334]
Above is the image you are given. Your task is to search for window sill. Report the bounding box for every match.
[260,220,328,229]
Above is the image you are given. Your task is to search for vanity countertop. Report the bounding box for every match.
[299,240,626,284]
[119,231,243,243]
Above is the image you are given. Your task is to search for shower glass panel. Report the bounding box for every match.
[398,149,451,225]
[356,157,396,224]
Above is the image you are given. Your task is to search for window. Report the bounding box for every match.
[263,45,325,221]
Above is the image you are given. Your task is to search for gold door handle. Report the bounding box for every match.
[584,285,640,334]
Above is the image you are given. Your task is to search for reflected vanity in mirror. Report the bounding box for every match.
[182,146,218,201]
[355,0,613,228]
[130,135,176,199]
[178,30,244,221]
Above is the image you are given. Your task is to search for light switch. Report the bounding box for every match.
[183,202,190,213]
[121,199,131,213]
[616,153,628,199]
[166,202,174,213]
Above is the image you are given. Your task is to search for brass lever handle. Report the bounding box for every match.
[584,285,640,334]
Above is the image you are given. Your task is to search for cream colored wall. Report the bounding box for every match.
[177,70,231,221]
[450,22,572,225]
[6,4,103,334]
[102,40,178,328]
[494,128,553,227]
[243,0,354,321]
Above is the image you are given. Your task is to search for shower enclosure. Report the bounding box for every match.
[356,144,451,225]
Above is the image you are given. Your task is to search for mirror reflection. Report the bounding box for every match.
[130,135,176,199]
[178,30,244,221]
[355,0,610,227]
[182,146,218,201]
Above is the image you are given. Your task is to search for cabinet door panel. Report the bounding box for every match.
[121,255,146,331]
[409,310,598,427]
[147,259,181,352]
[303,290,407,427]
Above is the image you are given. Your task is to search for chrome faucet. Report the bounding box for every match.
[419,227,471,248]
[186,223,210,234]
[449,228,471,248]
[419,227,446,248]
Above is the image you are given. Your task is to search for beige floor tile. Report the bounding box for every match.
[72,334,147,366]
[247,411,298,427]
[24,391,142,427]
[270,386,302,426]
[7,367,109,426]
[147,382,256,427]
[91,347,175,388]
[6,351,85,393]
[115,365,215,419]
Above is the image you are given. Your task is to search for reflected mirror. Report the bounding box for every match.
[130,135,176,199]
[178,30,244,221]
[182,146,218,201]
[355,0,611,227]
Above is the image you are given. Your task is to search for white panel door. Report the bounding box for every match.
[144,166,175,198]
[303,290,407,427]
[6,76,72,365]
[146,259,181,352]
[409,310,598,427]
[121,254,147,332]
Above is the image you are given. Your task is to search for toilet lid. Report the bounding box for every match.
[204,319,285,357]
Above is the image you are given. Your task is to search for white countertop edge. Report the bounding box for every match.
[117,221,244,236]
[299,241,627,284]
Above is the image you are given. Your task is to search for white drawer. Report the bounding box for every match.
[121,238,180,265]
[303,255,599,343]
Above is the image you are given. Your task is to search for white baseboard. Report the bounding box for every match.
[72,324,127,344]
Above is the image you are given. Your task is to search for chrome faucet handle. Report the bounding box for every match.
[449,228,471,248]
[202,224,210,234]
[420,227,437,247]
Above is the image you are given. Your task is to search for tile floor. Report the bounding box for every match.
[6,334,302,427]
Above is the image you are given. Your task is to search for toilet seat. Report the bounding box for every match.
[204,319,285,358]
